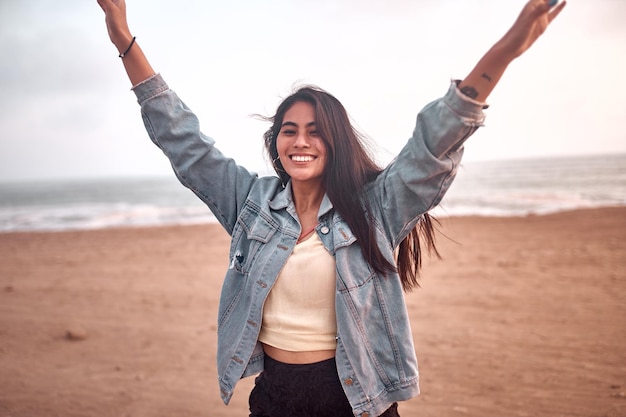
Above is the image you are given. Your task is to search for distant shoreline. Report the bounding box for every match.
[1,206,624,236]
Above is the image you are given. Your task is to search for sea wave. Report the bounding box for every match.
[1,154,624,233]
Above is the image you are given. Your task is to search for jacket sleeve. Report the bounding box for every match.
[370,81,487,247]
[133,74,257,235]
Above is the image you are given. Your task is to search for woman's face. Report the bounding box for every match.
[276,101,327,188]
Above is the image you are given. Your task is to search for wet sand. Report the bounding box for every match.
[0,207,624,416]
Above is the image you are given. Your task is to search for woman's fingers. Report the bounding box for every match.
[97,0,132,50]
[97,0,125,15]
[548,1,567,23]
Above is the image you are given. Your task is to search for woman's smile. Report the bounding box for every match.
[290,154,316,163]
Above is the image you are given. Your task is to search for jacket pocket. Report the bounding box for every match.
[229,203,278,274]
[335,243,376,290]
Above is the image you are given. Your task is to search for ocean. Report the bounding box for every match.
[1,154,624,233]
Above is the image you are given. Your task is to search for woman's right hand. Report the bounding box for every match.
[97,0,156,86]
[97,0,133,55]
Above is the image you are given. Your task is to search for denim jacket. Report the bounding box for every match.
[133,74,485,417]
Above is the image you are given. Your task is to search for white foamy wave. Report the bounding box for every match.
[436,188,626,218]
[0,203,217,233]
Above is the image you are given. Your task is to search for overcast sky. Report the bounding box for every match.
[1,0,625,182]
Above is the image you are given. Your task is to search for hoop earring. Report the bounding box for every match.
[272,156,285,173]
[271,156,288,188]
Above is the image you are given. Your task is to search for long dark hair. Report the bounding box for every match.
[263,85,439,291]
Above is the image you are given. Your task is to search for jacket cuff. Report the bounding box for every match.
[132,73,169,104]
[444,79,488,124]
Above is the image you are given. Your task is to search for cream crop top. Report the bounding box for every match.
[258,231,337,351]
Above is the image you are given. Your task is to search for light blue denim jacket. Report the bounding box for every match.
[133,74,485,417]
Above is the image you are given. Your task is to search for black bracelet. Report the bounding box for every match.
[119,36,136,58]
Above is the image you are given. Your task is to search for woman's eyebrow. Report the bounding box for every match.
[280,121,316,128]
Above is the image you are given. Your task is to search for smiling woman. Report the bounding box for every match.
[96,0,566,415]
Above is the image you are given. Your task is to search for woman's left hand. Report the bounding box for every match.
[457,0,566,102]
[499,0,567,61]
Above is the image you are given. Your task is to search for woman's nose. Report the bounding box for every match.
[294,132,310,147]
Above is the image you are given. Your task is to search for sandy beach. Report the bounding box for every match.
[0,207,624,417]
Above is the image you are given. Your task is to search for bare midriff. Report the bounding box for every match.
[262,343,335,364]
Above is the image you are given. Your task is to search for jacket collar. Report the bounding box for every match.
[268,180,334,220]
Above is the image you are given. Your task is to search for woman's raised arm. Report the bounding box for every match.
[458,0,566,102]
[97,0,156,86]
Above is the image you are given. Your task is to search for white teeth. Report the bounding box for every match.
[291,155,315,162]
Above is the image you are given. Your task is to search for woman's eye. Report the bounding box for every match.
[309,130,320,136]
[281,129,296,136]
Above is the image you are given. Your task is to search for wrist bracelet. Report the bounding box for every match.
[119,36,136,58]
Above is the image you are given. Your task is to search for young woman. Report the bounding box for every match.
[97,1,565,416]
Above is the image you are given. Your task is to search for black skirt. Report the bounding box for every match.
[249,354,400,417]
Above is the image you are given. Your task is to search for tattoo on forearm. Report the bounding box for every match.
[481,73,492,82]
[460,86,479,99]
